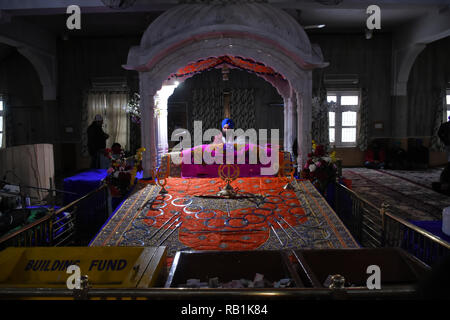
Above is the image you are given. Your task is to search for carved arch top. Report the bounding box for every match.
[125,2,328,73]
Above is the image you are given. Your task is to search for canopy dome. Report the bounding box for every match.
[126,1,327,70]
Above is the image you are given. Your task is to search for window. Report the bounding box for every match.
[446,90,450,121]
[327,91,360,147]
[0,97,4,148]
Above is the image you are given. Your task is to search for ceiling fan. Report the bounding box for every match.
[285,9,327,31]
[304,24,326,30]
[100,0,137,10]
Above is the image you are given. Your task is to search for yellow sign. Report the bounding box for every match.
[0,246,166,289]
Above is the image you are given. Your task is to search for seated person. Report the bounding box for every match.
[181,118,279,178]
[407,138,429,170]
[111,142,123,160]
[212,118,236,144]
[103,142,128,169]
[364,141,386,169]
[387,141,407,170]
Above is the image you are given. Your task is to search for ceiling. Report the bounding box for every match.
[0,0,448,37]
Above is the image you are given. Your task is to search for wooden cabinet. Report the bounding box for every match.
[0,144,54,201]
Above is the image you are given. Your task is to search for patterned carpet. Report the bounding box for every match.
[90,177,358,256]
[379,167,444,190]
[342,167,450,221]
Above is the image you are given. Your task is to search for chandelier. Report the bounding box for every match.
[101,0,137,9]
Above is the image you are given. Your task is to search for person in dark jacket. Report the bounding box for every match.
[438,116,450,161]
[438,116,450,184]
[87,114,109,169]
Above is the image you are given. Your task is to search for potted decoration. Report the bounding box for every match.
[104,146,145,197]
[300,140,338,195]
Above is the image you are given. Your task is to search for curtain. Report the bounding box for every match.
[0,94,5,148]
[105,93,129,150]
[82,91,129,156]
[230,88,255,130]
[357,88,369,151]
[430,88,446,152]
[81,90,89,156]
[311,85,329,149]
[191,88,223,136]
[2,94,12,148]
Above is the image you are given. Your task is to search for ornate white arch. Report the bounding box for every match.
[123,2,328,175]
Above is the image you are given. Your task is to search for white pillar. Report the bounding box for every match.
[288,92,297,154]
[283,93,297,154]
[154,83,178,164]
[283,96,289,152]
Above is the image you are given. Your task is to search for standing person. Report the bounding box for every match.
[87,114,109,169]
[438,116,450,162]
[438,116,450,184]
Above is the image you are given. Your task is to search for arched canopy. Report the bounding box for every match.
[124,2,327,95]
[123,1,328,174]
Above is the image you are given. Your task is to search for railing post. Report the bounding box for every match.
[73,205,78,245]
[48,214,54,246]
[380,202,389,247]
[334,181,339,215]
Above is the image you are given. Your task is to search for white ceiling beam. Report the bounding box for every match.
[0,16,57,100]
[395,6,450,46]
[391,6,450,96]
[0,18,55,54]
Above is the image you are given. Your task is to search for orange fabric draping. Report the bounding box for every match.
[171,56,284,79]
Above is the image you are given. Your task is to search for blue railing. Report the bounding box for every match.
[333,182,450,267]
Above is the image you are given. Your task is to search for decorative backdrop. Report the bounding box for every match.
[230,88,255,130]
[357,88,369,151]
[311,92,329,149]
[191,88,224,138]
[2,94,12,148]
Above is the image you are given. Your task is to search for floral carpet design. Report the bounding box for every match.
[90,177,358,256]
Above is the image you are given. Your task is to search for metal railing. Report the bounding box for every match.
[333,182,450,266]
[0,184,108,249]
[0,286,419,300]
